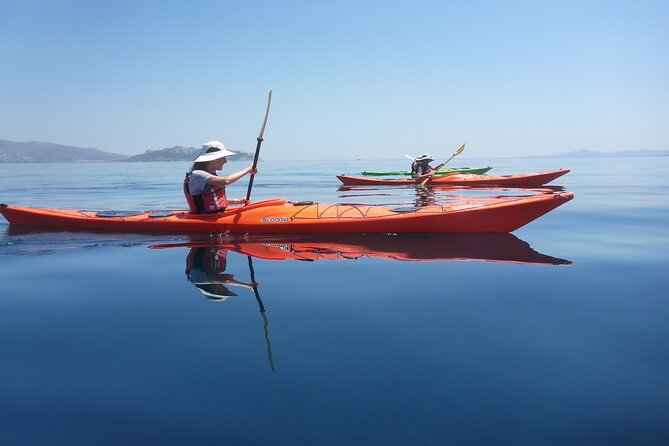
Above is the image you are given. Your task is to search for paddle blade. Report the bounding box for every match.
[258,90,272,141]
[404,154,416,160]
[454,143,465,156]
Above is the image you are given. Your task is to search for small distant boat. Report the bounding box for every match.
[361,166,493,176]
[337,169,570,187]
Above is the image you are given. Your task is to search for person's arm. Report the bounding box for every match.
[210,274,257,289]
[227,279,257,290]
[207,166,259,205]
[207,166,258,187]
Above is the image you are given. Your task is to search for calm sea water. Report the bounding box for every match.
[1,157,668,445]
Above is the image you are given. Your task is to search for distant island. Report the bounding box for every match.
[0,140,126,162]
[0,140,255,163]
[537,149,669,158]
[119,146,254,162]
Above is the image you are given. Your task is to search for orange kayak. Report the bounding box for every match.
[0,192,573,234]
[336,169,570,187]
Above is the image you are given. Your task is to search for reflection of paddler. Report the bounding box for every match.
[185,247,256,301]
[183,246,276,372]
[415,186,436,207]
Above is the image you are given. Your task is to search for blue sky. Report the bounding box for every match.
[1,0,667,159]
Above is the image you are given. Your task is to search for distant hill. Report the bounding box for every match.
[0,140,255,162]
[120,146,254,162]
[540,149,669,158]
[0,140,126,162]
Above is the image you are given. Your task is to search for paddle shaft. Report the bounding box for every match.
[247,255,265,312]
[247,255,276,373]
[244,137,263,203]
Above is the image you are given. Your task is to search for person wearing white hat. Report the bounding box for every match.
[411,154,437,181]
[183,141,258,214]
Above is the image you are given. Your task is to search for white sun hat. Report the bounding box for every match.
[194,140,236,163]
[415,153,434,161]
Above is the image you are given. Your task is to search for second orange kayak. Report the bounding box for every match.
[337,169,570,187]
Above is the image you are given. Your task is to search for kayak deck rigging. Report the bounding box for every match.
[47,197,531,222]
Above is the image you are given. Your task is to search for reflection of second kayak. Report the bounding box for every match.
[151,233,571,266]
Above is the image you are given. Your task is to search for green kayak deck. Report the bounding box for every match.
[361,166,492,176]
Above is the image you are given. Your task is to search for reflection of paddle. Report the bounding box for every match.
[245,90,273,204]
[418,144,465,187]
[247,256,276,373]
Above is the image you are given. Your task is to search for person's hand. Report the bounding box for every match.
[243,199,251,205]
[249,166,259,175]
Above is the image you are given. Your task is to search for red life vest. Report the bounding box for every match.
[183,172,228,214]
[415,162,432,177]
[185,247,228,274]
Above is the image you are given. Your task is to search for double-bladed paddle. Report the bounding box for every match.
[418,144,466,187]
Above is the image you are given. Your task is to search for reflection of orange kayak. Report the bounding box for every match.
[0,192,573,234]
[151,233,571,266]
[337,169,570,187]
